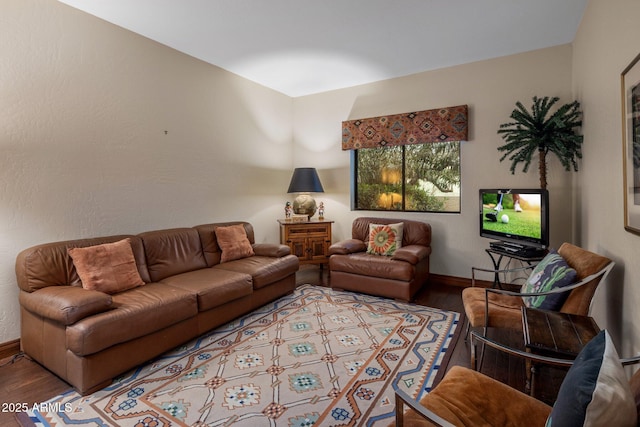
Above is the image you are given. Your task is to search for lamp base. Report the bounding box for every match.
[292,194,317,219]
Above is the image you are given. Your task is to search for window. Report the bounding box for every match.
[342,104,467,213]
[353,141,460,213]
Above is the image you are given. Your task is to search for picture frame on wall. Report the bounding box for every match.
[621,51,640,235]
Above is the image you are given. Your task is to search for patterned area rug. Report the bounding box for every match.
[21,285,460,427]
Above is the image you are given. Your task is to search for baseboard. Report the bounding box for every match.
[430,273,492,288]
[0,339,20,361]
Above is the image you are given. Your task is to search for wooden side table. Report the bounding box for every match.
[278,219,333,267]
[522,307,600,394]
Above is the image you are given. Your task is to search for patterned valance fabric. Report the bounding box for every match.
[341,104,468,150]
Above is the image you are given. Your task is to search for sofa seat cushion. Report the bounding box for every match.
[214,255,299,289]
[66,282,197,356]
[462,287,524,329]
[160,268,252,311]
[329,252,414,282]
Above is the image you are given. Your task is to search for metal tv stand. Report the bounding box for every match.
[484,243,547,288]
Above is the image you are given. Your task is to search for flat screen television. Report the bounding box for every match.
[479,188,549,250]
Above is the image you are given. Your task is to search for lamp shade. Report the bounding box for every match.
[287,168,324,193]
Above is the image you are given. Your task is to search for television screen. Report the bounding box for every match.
[479,189,549,249]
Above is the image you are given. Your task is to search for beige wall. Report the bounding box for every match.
[293,45,574,280]
[2,0,637,356]
[0,0,293,343]
[572,0,640,356]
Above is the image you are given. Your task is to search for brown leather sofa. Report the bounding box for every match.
[328,217,431,301]
[15,221,299,395]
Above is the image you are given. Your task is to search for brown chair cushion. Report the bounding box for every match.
[68,238,145,294]
[462,287,524,329]
[215,224,255,263]
[398,366,552,426]
[558,242,612,316]
[329,252,415,282]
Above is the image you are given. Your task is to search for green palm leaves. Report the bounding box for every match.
[497,96,583,189]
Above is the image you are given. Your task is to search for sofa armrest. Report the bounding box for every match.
[19,286,112,326]
[392,245,431,264]
[252,243,291,258]
[329,239,367,255]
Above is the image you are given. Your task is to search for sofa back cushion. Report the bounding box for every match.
[16,235,150,293]
[194,222,256,267]
[138,228,207,282]
[352,217,431,248]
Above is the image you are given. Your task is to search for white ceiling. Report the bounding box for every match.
[57,0,589,97]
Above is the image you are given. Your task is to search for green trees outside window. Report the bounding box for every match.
[354,141,461,213]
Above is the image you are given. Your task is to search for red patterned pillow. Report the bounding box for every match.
[366,223,403,256]
[215,224,255,263]
[68,238,145,294]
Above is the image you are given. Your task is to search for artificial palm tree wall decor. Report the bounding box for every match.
[497,96,584,189]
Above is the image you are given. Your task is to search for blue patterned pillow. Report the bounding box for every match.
[546,330,637,427]
[521,250,576,310]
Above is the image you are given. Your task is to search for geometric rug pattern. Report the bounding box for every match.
[22,284,460,426]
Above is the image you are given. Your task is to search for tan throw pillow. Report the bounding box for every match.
[68,238,145,294]
[215,224,255,263]
[367,222,404,256]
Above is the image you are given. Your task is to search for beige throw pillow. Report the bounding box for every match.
[215,224,255,263]
[68,238,145,294]
[367,222,404,256]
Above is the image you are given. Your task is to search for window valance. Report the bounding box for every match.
[341,104,468,150]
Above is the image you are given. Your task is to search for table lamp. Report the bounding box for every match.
[287,168,324,219]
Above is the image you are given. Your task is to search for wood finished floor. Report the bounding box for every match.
[0,266,563,427]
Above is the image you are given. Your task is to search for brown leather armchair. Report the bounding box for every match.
[328,217,431,301]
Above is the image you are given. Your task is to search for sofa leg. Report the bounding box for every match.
[78,378,113,396]
[395,392,405,427]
